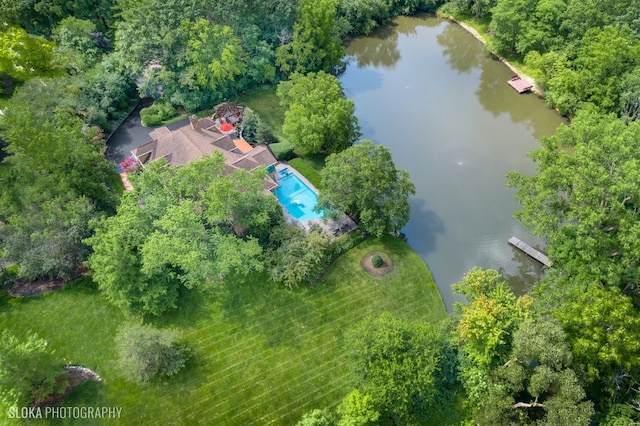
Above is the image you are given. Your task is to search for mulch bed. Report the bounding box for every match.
[360,251,395,277]
[4,270,85,297]
[35,367,100,407]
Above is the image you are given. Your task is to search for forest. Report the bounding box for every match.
[1,0,640,424]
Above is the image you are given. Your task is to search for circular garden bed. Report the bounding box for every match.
[360,251,395,277]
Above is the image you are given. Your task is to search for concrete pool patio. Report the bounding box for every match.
[274,163,357,237]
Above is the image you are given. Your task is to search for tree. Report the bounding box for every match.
[453,268,531,369]
[115,323,189,383]
[478,316,594,426]
[51,17,103,74]
[0,24,54,82]
[0,81,117,280]
[318,141,415,237]
[507,108,640,297]
[180,19,247,99]
[452,268,531,410]
[0,195,96,281]
[0,331,69,408]
[345,312,442,422]
[336,389,380,426]
[267,224,332,288]
[555,286,640,384]
[296,409,335,426]
[488,0,536,54]
[277,72,361,155]
[85,155,271,316]
[276,0,344,74]
[0,0,115,35]
[620,66,640,123]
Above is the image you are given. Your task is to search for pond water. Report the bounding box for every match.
[340,15,566,310]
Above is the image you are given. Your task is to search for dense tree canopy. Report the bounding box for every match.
[276,0,344,75]
[0,81,117,280]
[0,331,69,408]
[277,72,361,155]
[508,109,640,299]
[85,155,281,316]
[345,312,443,422]
[478,316,594,426]
[318,141,414,237]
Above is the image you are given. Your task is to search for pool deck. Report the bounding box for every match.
[275,163,357,237]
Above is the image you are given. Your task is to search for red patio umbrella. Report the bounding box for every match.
[219,122,234,133]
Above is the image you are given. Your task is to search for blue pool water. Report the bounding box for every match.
[274,169,325,220]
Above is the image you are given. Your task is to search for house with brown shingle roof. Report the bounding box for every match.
[131,116,278,193]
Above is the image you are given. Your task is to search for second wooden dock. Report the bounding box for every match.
[508,236,552,267]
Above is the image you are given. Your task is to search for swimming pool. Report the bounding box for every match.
[273,169,325,221]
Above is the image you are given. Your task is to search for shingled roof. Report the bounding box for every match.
[131,115,278,191]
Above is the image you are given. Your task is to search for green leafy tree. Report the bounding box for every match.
[453,268,531,369]
[267,224,332,288]
[488,0,536,54]
[508,109,640,297]
[86,155,269,316]
[0,24,54,82]
[52,17,103,74]
[345,312,442,422]
[0,0,115,35]
[180,19,247,98]
[318,141,415,237]
[620,66,640,123]
[452,268,531,410]
[205,167,284,244]
[115,323,189,383]
[296,408,335,426]
[555,286,640,383]
[277,71,361,155]
[478,316,594,426]
[0,81,117,280]
[0,331,69,408]
[276,0,344,74]
[0,195,96,280]
[336,389,380,425]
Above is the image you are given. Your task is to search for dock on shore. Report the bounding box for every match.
[507,76,533,93]
[508,236,552,267]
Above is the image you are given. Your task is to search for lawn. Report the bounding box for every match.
[236,87,285,137]
[1,236,446,425]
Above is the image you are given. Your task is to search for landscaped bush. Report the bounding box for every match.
[139,101,177,127]
[269,141,295,161]
[372,254,384,268]
[289,158,323,189]
[115,323,189,384]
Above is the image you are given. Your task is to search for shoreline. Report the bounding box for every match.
[444,16,545,97]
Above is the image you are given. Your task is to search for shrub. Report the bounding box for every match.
[269,141,295,160]
[0,331,69,407]
[115,323,189,383]
[372,254,384,268]
[140,101,177,127]
[243,108,278,145]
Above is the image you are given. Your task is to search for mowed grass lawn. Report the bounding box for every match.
[236,87,285,137]
[1,236,446,425]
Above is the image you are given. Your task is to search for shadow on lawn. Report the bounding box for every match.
[216,274,318,349]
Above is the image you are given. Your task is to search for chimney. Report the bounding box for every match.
[189,115,200,132]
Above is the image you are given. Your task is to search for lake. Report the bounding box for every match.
[340,15,566,310]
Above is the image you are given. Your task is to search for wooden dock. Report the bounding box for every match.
[507,76,533,93]
[508,236,552,267]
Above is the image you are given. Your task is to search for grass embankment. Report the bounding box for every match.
[1,236,445,425]
[288,158,323,189]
